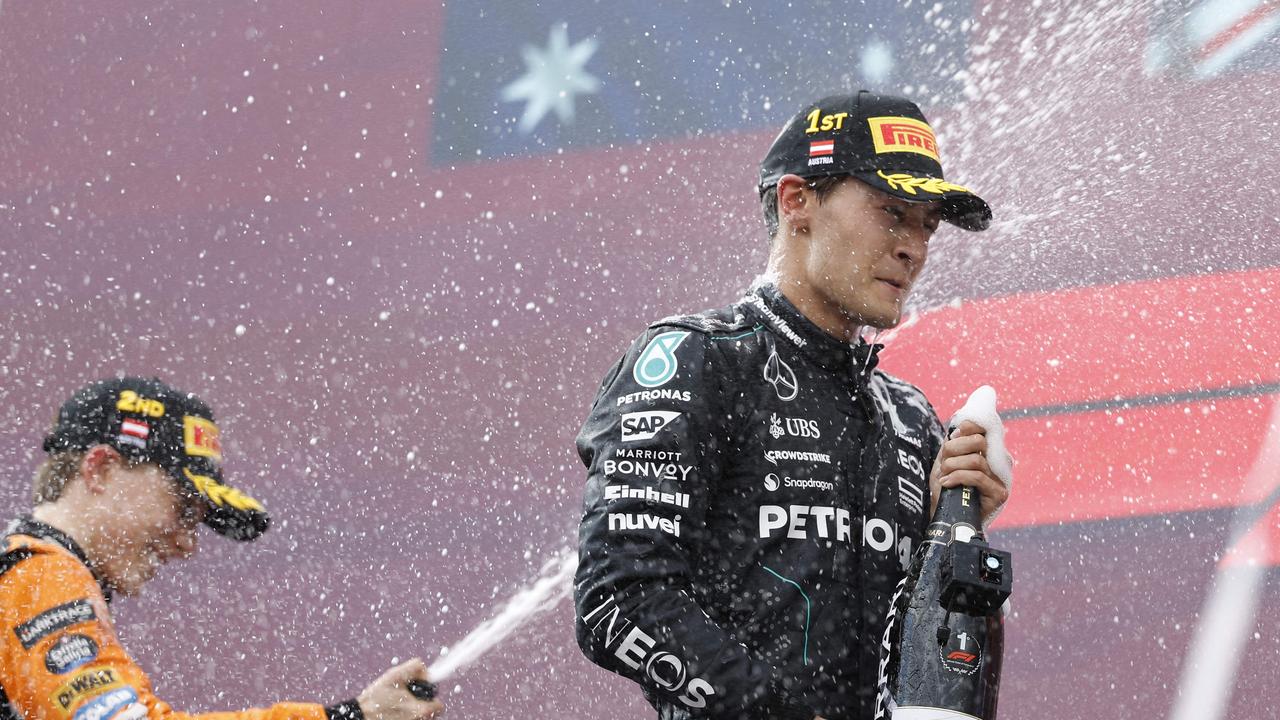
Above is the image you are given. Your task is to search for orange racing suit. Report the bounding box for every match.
[0,518,362,720]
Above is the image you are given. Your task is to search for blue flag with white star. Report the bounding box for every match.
[430,0,975,165]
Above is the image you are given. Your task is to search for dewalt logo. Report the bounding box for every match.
[51,666,122,712]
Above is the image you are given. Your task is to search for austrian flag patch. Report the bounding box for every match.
[808,139,835,166]
[118,419,149,449]
[809,140,834,156]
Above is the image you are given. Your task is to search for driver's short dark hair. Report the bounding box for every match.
[761,175,848,241]
[32,450,87,504]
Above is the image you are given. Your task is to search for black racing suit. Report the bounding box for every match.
[574,283,945,720]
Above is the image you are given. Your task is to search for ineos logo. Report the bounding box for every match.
[763,350,798,401]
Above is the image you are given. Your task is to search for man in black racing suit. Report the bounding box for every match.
[574,92,1010,720]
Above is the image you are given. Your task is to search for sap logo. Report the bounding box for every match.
[608,513,681,537]
[768,413,819,439]
[116,391,164,418]
[581,596,716,709]
[621,411,681,442]
[633,331,690,388]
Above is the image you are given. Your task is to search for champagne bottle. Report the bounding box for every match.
[875,484,1012,719]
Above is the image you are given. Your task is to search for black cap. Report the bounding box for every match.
[42,377,270,541]
[758,91,991,231]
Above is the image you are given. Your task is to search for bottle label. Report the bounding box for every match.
[939,630,983,676]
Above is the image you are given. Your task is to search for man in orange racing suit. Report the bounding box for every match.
[0,377,445,720]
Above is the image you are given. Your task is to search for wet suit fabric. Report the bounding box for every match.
[574,284,945,720]
[0,517,361,720]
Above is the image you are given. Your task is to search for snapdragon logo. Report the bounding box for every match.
[621,410,682,442]
[581,596,716,710]
[633,331,691,388]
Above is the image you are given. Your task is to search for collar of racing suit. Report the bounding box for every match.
[750,283,883,383]
[5,515,113,603]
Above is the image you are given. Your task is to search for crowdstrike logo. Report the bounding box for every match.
[764,449,832,466]
[581,596,716,709]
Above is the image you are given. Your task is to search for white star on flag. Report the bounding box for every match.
[501,23,601,134]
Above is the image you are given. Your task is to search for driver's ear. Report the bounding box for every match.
[78,444,120,494]
[776,174,812,234]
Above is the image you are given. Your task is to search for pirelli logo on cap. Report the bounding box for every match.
[867,116,939,161]
[183,416,222,462]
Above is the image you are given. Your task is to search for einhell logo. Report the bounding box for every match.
[867,116,939,161]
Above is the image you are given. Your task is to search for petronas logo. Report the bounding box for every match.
[633,331,691,388]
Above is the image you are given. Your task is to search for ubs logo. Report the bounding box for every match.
[763,350,798,401]
[769,413,819,439]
